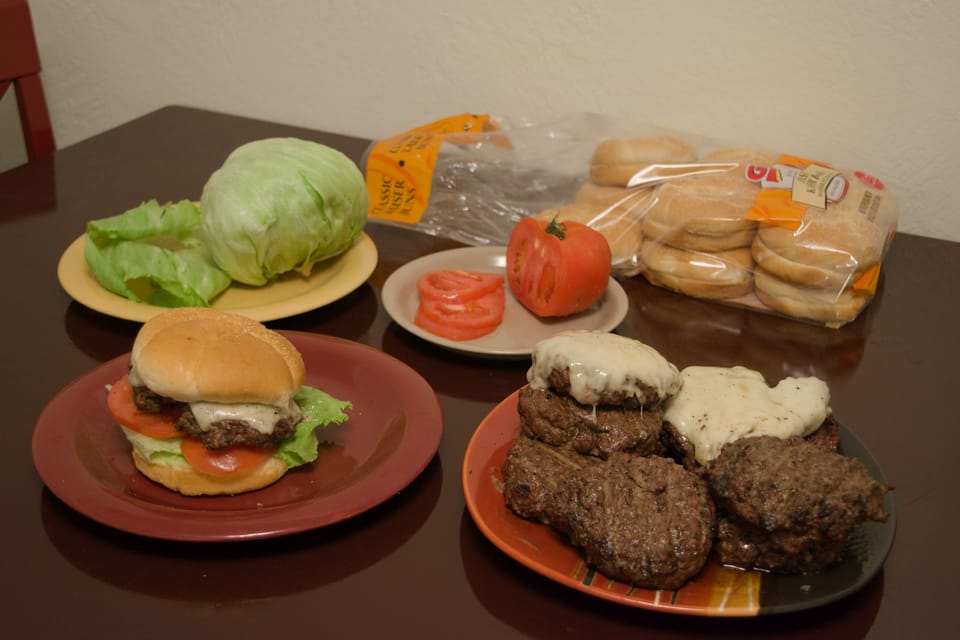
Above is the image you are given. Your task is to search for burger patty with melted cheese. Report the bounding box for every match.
[130,370,302,449]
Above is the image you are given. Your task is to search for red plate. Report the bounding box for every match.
[31,332,443,542]
[462,389,895,616]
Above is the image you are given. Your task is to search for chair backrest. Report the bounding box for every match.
[0,0,56,160]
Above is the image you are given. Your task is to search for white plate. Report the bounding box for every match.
[381,246,629,358]
[57,233,378,323]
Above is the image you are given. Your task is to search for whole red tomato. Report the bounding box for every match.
[506,216,611,317]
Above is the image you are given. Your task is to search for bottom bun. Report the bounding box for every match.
[132,449,289,496]
[753,269,868,328]
[751,234,856,289]
[640,241,754,299]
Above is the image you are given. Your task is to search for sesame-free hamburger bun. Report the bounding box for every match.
[589,136,698,187]
[639,240,754,300]
[131,306,305,408]
[700,147,779,172]
[753,268,870,327]
[131,449,290,497]
[573,181,637,207]
[642,177,759,252]
[751,207,886,289]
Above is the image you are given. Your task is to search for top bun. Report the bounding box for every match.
[589,136,698,187]
[700,147,779,171]
[131,307,305,407]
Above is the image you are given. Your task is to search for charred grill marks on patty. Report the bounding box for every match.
[503,434,715,590]
[518,386,665,459]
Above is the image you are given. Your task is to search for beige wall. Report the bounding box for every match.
[3,0,959,241]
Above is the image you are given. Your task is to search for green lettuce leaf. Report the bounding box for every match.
[199,138,368,286]
[121,426,191,469]
[275,385,352,467]
[84,199,232,307]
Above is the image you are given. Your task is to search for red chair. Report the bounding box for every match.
[1,0,56,160]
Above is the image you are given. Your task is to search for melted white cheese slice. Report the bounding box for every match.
[189,400,301,435]
[663,365,830,464]
[127,368,300,436]
[527,331,681,406]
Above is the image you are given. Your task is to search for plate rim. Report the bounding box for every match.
[57,232,378,323]
[462,388,896,617]
[31,332,443,542]
[381,245,629,358]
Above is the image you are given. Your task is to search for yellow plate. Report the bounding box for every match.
[57,232,378,323]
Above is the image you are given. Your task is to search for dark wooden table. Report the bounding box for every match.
[3,106,956,638]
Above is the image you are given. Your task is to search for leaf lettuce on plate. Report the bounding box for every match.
[84,199,232,307]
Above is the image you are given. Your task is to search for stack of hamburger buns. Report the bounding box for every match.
[750,185,896,326]
[531,133,898,327]
[637,148,775,301]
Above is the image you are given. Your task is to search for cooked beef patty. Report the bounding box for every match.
[502,433,600,526]
[543,368,665,408]
[133,384,179,413]
[132,384,296,449]
[176,408,297,450]
[503,434,715,590]
[705,434,890,572]
[518,386,664,459]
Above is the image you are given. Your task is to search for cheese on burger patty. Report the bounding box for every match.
[189,400,301,434]
[127,367,301,435]
[663,365,830,464]
[527,330,681,406]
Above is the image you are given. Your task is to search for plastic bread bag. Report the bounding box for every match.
[362,113,641,247]
[363,113,898,328]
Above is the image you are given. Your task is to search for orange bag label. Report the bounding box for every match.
[745,154,847,229]
[365,114,498,224]
[853,263,881,294]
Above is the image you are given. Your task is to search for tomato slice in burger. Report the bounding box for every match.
[506,216,611,317]
[180,438,276,476]
[416,269,505,302]
[107,375,182,440]
[414,287,505,341]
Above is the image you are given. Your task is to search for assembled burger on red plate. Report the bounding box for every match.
[106,307,351,496]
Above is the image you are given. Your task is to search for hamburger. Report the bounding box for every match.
[106,307,351,496]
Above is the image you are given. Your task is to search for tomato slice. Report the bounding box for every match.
[506,216,611,317]
[417,270,505,302]
[107,375,182,439]
[109,375,277,476]
[180,438,276,476]
[415,287,505,341]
